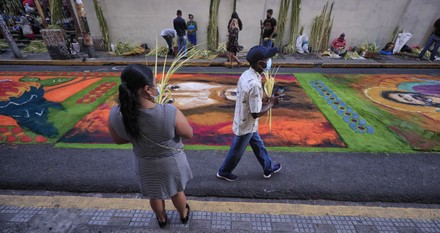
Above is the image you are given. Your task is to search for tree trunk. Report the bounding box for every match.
[0,15,23,59]
[73,0,96,58]
[34,0,48,28]
[66,0,82,40]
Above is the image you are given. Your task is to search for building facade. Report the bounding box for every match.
[80,0,440,52]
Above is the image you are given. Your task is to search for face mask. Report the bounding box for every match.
[149,86,161,102]
[264,58,272,72]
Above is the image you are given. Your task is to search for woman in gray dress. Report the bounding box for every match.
[107,64,193,228]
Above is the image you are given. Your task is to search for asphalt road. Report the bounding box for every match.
[1,65,439,204]
[1,144,439,203]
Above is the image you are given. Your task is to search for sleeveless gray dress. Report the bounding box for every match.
[109,104,193,199]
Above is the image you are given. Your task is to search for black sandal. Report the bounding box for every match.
[156,211,167,228]
[180,203,190,224]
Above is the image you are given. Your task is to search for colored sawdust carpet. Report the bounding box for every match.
[0,71,439,152]
[296,73,440,152]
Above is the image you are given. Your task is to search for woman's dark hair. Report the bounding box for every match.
[381,90,440,107]
[382,42,394,51]
[228,12,243,30]
[118,64,154,141]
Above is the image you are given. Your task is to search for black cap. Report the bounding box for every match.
[246,46,277,65]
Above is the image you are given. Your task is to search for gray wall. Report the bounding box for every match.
[81,0,440,52]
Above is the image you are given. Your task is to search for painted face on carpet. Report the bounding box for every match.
[324,74,440,151]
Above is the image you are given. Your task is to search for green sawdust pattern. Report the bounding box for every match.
[47,77,120,143]
[295,73,412,152]
[324,74,440,151]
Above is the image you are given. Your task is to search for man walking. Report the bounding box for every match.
[217,46,283,182]
[173,10,187,56]
[260,9,277,48]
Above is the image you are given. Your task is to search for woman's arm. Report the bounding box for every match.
[107,120,130,144]
[175,108,193,139]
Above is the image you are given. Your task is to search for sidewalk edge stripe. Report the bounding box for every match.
[0,195,439,219]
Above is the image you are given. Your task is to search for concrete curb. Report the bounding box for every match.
[321,62,440,69]
[1,59,438,69]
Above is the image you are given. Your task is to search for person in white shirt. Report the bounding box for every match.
[217,45,283,182]
[161,29,177,56]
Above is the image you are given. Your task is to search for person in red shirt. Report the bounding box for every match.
[22,0,36,14]
[331,33,347,56]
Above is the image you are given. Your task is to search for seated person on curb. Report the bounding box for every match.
[331,33,347,56]
[418,17,440,62]
[380,42,394,55]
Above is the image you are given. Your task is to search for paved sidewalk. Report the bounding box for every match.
[0,50,439,68]
[1,191,440,233]
[4,204,440,233]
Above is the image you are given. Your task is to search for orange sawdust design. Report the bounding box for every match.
[156,73,201,80]
[215,109,345,147]
[44,77,101,102]
[0,116,18,126]
[76,82,117,104]
[70,103,112,135]
[62,96,118,143]
[187,112,233,125]
[356,74,439,88]
[0,80,40,101]
[0,74,104,103]
[0,126,48,143]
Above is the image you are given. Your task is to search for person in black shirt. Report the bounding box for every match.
[260,9,277,48]
[418,18,440,62]
[173,10,187,57]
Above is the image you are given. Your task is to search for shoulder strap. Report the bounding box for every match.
[140,132,182,152]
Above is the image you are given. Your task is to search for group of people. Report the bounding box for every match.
[330,17,440,61]
[160,8,279,64]
[161,10,198,57]
[226,9,278,68]
[107,45,282,228]
[5,0,77,42]
[6,0,43,41]
[380,17,440,61]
